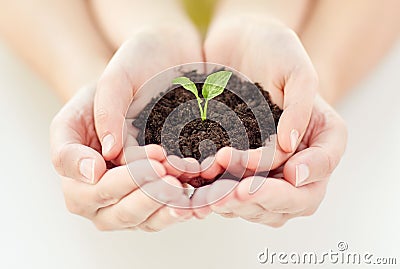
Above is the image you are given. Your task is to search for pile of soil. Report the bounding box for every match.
[133,70,283,166]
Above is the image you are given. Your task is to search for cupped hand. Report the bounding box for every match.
[192,96,347,226]
[94,24,204,163]
[62,160,192,232]
[51,85,192,231]
[203,16,318,176]
[50,85,107,184]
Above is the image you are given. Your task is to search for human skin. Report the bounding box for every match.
[192,96,347,225]
[89,0,342,227]
[215,0,400,104]
[300,0,400,104]
[190,0,399,226]
[48,0,203,230]
[0,0,112,100]
[2,0,399,230]
[0,0,202,230]
[51,85,192,231]
[203,18,318,178]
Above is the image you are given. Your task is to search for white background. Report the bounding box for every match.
[0,39,399,268]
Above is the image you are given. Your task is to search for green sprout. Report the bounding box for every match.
[172,70,233,121]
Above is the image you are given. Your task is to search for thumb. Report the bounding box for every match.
[277,68,318,153]
[283,102,347,187]
[94,63,132,161]
[50,87,107,184]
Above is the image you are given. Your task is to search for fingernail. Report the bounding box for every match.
[79,158,95,184]
[295,164,310,187]
[169,208,180,218]
[102,134,115,155]
[290,129,299,152]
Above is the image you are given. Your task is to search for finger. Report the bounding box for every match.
[120,144,167,165]
[277,67,318,153]
[258,213,287,228]
[284,108,347,187]
[94,58,133,160]
[61,159,166,218]
[51,117,106,184]
[191,185,213,219]
[94,176,183,230]
[94,159,167,208]
[179,158,201,180]
[52,144,106,184]
[217,197,265,220]
[112,120,140,165]
[200,156,224,182]
[61,177,99,218]
[162,155,185,178]
[206,182,241,219]
[241,135,290,173]
[206,179,239,208]
[236,176,326,214]
[238,207,285,227]
[215,147,249,178]
[138,196,192,232]
[214,192,287,227]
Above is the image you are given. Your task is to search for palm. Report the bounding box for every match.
[191,96,346,226]
[204,18,318,177]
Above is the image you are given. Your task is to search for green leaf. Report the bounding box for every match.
[202,71,232,100]
[172,77,200,99]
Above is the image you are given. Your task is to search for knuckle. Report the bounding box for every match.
[245,215,263,223]
[115,206,140,226]
[51,146,67,176]
[51,150,63,174]
[95,107,109,125]
[95,188,116,205]
[241,211,265,222]
[220,212,237,218]
[323,148,340,175]
[140,224,161,233]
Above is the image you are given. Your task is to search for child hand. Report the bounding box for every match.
[51,85,192,231]
[62,163,192,231]
[192,96,347,225]
[204,17,318,176]
[50,85,107,184]
[93,26,203,163]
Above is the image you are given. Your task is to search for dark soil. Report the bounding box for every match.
[132,70,283,186]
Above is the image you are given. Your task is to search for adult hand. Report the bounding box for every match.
[203,16,318,177]
[192,96,347,226]
[51,86,192,231]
